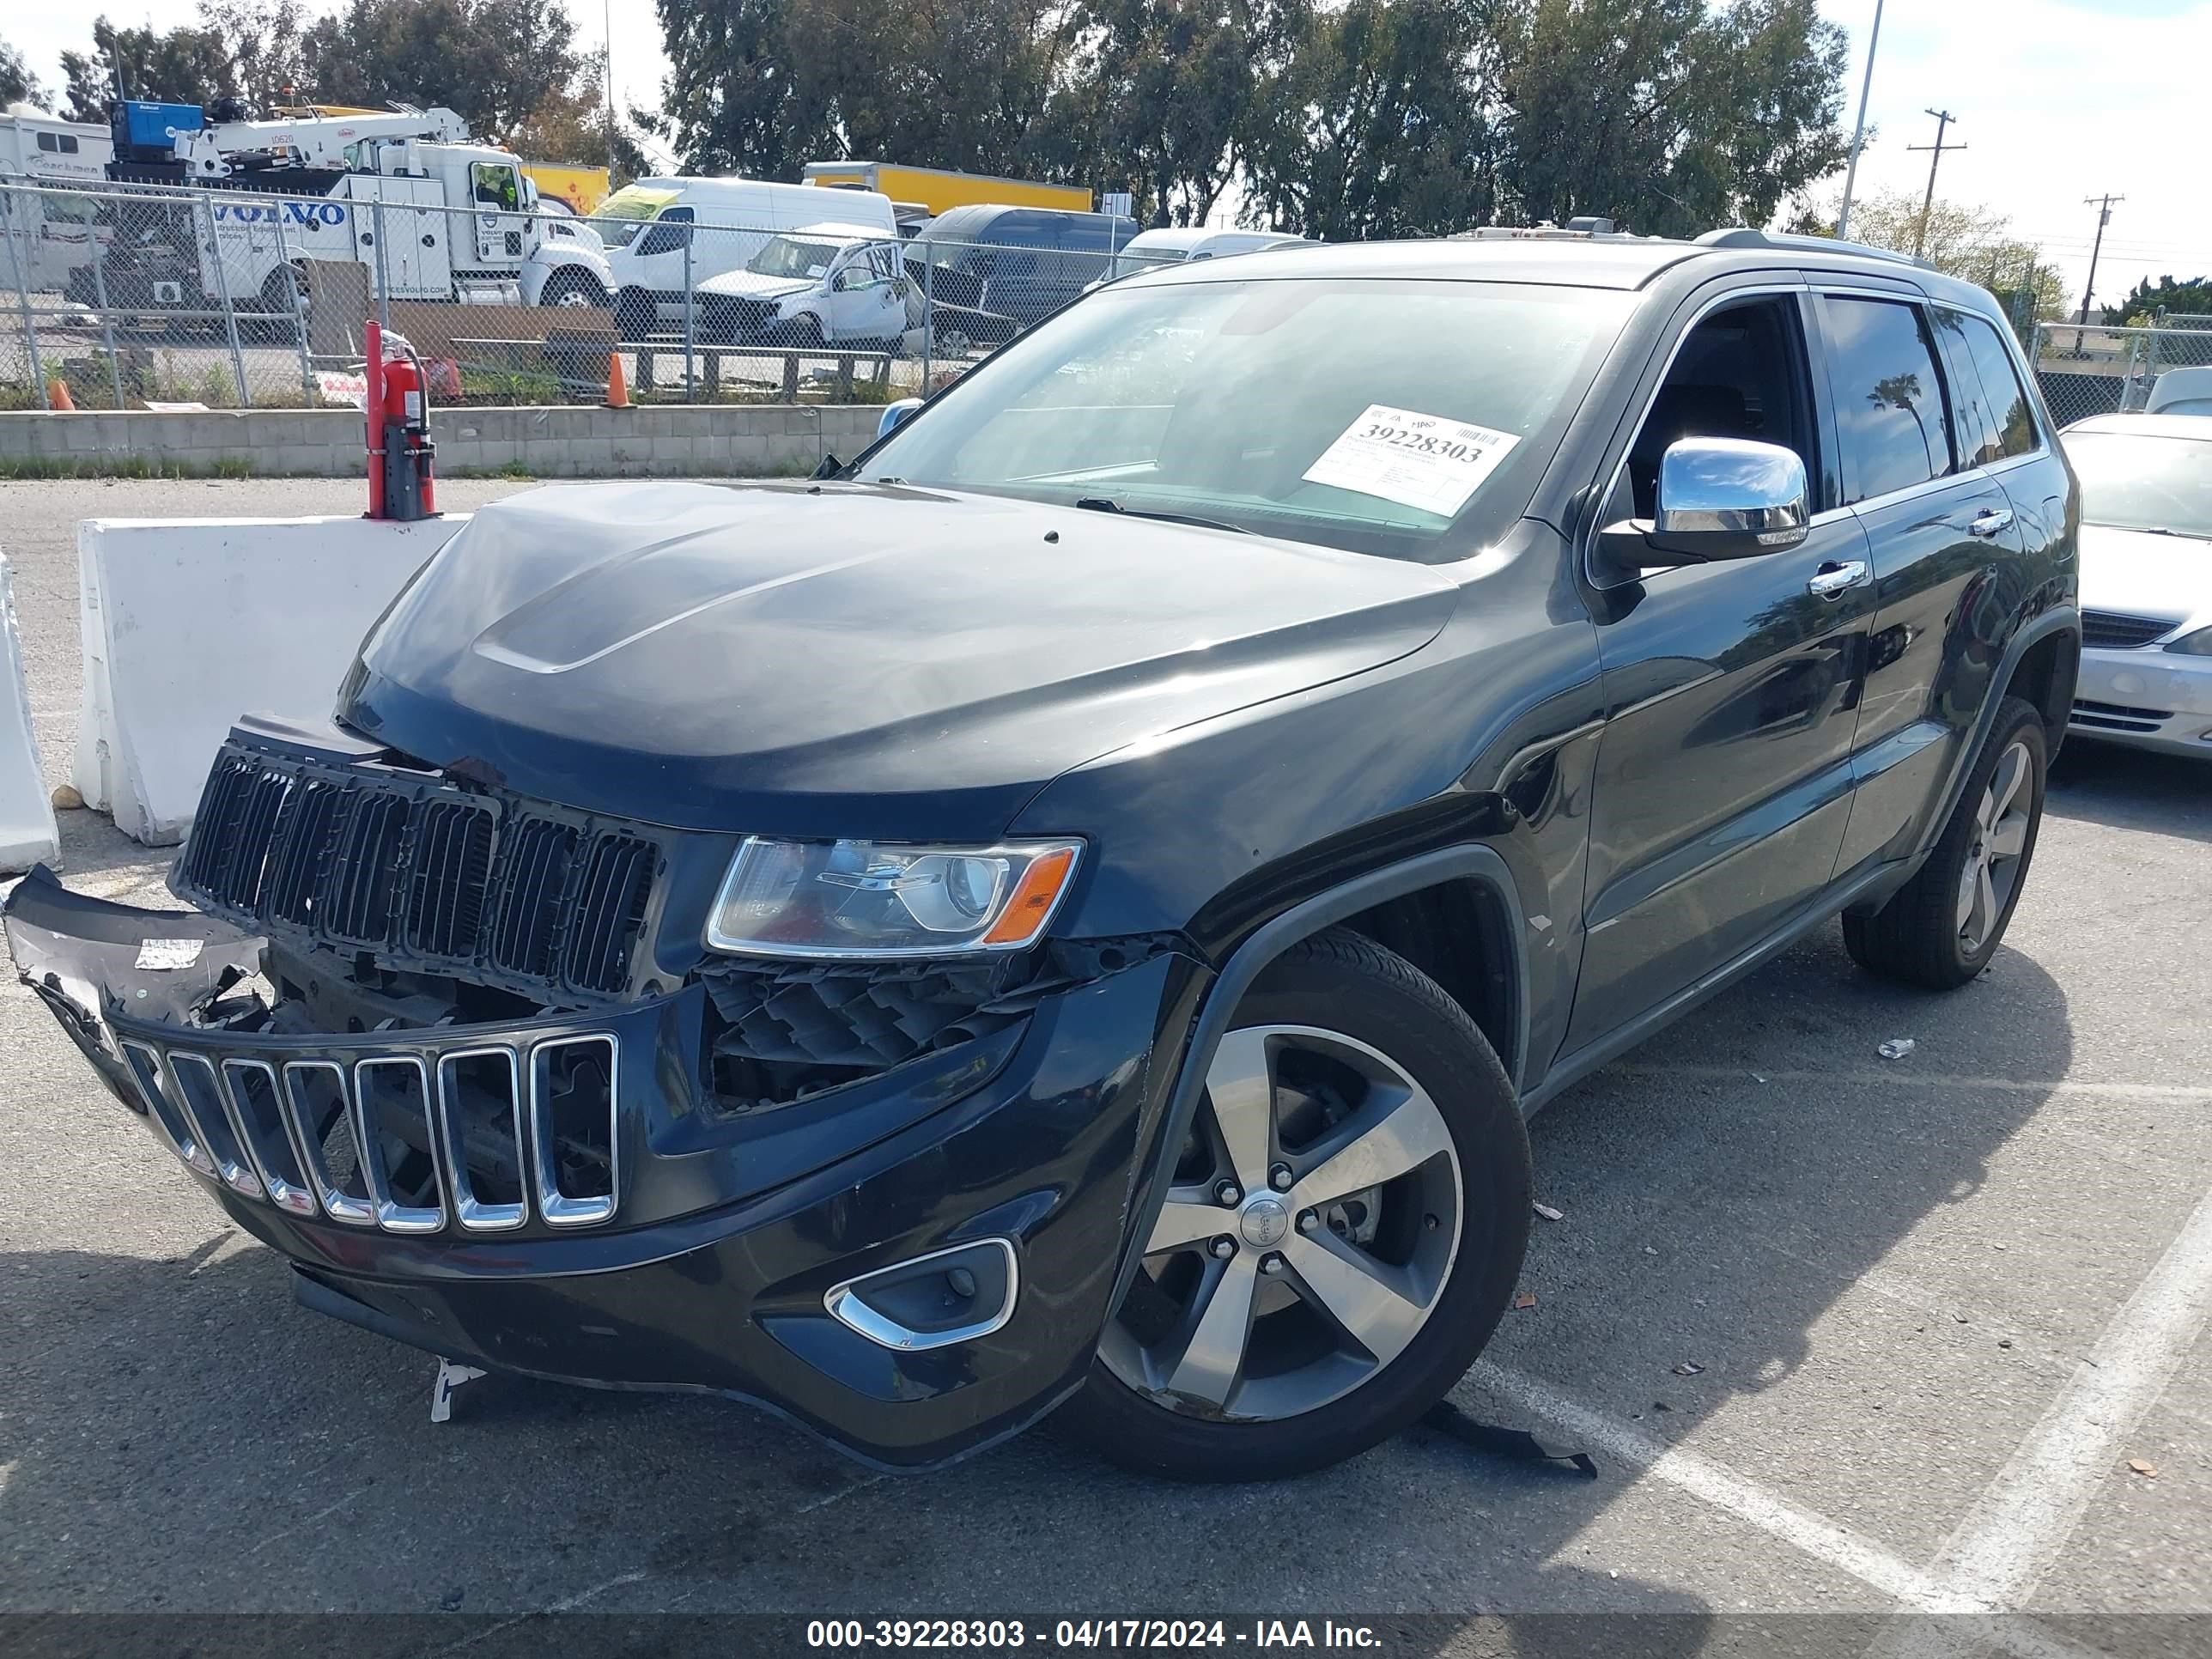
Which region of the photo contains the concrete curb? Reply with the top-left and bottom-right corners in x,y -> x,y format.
1,404 -> 888,480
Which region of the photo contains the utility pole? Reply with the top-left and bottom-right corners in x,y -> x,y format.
1905,109 -> 1964,258
2077,194 -> 2124,326
604,0 -> 617,180
1835,0 -> 1884,240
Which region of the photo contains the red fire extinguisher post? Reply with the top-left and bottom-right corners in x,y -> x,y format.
363,318 -> 386,520
362,322 -> 440,522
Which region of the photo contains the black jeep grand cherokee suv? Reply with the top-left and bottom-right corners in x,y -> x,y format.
7,229 -> 2079,1480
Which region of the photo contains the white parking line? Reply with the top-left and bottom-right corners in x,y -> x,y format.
1471,1362 -> 2109,1659
1925,1176 -> 2212,1607
1468,1360 -> 1952,1607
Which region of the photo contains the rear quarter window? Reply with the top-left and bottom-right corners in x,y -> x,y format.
1820,295 -> 1957,504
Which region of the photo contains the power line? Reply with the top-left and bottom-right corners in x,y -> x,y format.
1905,108 -> 1966,258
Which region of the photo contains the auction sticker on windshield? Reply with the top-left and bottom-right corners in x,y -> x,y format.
1303,404 -> 1521,517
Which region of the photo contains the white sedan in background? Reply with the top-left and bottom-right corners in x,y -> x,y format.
2063,413 -> 2212,758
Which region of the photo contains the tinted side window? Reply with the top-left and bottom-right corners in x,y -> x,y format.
1958,313 -> 2039,461
1820,296 -> 1955,504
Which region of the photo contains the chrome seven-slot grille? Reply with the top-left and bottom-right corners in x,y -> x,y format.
111,1026 -> 621,1232
178,743 -> 661,1000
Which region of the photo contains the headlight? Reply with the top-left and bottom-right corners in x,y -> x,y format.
2164,625 -> 2212,656
705,837 -> 1083,958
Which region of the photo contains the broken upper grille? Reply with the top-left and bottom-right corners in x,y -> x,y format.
178,740 -> 664,1000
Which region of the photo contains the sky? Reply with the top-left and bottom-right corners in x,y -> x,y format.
12,0 -> 2212,315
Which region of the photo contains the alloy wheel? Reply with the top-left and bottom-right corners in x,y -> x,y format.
1957,738 -> 2033,955
1098,1024 -> 1463,1422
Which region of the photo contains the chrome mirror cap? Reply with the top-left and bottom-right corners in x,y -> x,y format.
1650,436 -> 1811,558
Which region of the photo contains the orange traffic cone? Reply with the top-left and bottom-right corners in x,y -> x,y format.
47,379 -> 75,411
605,350 -> 629,409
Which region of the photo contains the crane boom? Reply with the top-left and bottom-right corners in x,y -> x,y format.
171,106 -> 473,176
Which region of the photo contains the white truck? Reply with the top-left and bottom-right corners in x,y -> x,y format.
82,99 -> 602,318
0,109 -> 115,296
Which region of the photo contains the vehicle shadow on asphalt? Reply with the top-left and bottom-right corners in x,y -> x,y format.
0,924 -> 2071,1638
2046,741 -> 2210,845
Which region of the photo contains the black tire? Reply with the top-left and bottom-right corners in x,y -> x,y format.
1061,927 -> 1531,1481
1844,695 -> 2048,990
539,267 -> 606,312
612,288 -> 653,341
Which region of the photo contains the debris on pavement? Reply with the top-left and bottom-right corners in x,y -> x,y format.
1419,1400 -> 1599,1478
1514,1292 -> 1539,1310
430,1358 -> 488,1424
1533,1202 -> 1565,1222
1878,1038 -> 1917,1060
2128,1459 -> 2160,1478
1673,1361 -> 1705,1376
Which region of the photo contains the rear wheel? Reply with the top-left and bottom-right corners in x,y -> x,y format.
1844,695 -> 2048,989
612,288 -> 653,340
1063,927 -> 1530,1481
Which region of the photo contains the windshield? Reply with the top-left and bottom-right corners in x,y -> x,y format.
2067,431 -> 2212,538
857,276 -> 1631,560
749,236 -> 852,279
594,185 -> 678,250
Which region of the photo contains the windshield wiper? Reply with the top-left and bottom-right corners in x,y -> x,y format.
1073,496 -> 1249,534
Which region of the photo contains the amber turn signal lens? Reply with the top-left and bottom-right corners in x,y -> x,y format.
981,845 -> 1079,946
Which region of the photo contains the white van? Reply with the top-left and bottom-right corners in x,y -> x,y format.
552,177 -> 896,335
692,223 -> 912,348
1096,226 -> 1313,287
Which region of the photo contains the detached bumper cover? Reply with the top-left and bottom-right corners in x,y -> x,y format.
3,866 -> 1198,1469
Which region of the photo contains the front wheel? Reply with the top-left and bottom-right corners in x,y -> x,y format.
1844,695 -> 2048,989
1062,928 -> 1531,1481
538,268 -> 606,312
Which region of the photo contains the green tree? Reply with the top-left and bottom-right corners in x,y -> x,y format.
61,16 -> 239,120
1241,0 -> 1502,240
1066,0 -> 1285,226
1,34 -> 43,106
197,0 -> 316,109
1826,189 -> 2065,336
301,0 -> 586,139
650,0 -> 833,178
1496,0 -> 1848,236
2103,276 -> 2212,327
507,62 -> 650,179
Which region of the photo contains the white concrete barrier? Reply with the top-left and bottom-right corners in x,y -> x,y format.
74,514 -> 468,845
1,553 -> 62,872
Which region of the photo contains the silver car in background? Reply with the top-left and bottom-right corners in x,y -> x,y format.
2063,413 -> 2212,758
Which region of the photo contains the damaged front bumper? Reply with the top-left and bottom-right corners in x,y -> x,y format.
3,866 -> 1199,1469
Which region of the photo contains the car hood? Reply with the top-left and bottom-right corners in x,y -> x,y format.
336,482 -> 1459,840
2078,522 -> 2212,627
694,270 -> 814,301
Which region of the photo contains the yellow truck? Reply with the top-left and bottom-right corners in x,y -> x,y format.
520,162 -> 612,216
801,161 -> 1090,219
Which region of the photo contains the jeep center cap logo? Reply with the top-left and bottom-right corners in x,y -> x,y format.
1239,1194 -> 1290,1249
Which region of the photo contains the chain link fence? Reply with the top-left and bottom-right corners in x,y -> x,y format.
2027,318 -> 2212,428
2,177 -> 1182,414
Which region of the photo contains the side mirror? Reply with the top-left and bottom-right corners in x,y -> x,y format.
1600,437 -> 1810,568
878,398 -> 923,441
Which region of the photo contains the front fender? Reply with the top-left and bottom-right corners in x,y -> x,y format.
1103,844 -> 1532,1320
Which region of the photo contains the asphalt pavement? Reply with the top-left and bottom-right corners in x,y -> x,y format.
1,481 -> 2207,1650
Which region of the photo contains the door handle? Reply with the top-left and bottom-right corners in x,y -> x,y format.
1968,507 -> 2014,538
1807,560 -> 1871,599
